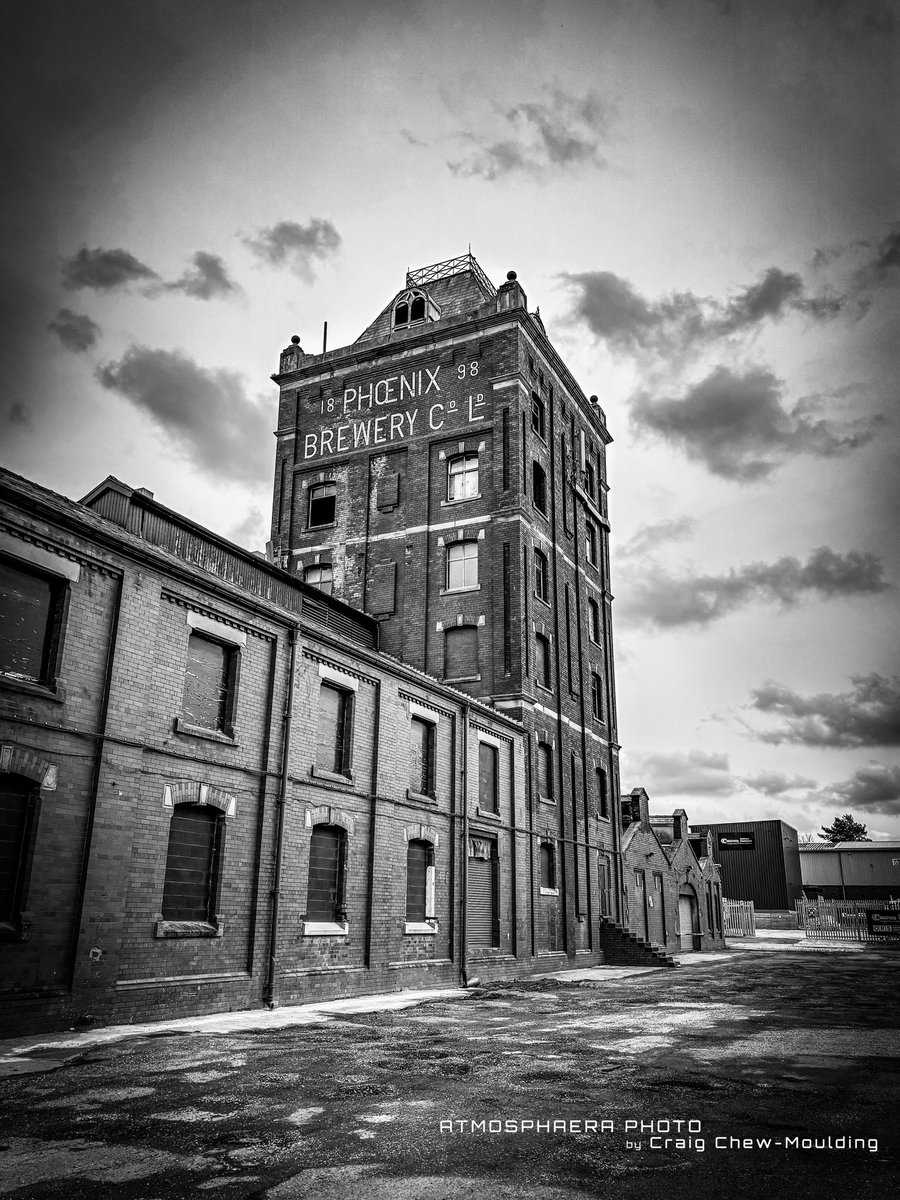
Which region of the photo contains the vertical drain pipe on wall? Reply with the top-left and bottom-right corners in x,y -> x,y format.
460,702 -> 470,986
264,622 -> 299,1009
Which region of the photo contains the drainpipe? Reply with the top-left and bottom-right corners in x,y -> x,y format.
364,679 -> 382,968
264,623 -> 299,1008
460,702 -> 470,985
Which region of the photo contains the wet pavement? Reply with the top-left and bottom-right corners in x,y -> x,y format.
0,945 -> 897,1198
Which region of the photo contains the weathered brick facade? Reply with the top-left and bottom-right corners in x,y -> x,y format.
270,254 -> 624,969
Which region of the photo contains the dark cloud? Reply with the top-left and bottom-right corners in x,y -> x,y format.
61,247 -> 159,292
163,252 -> 241,301
447,88 -> 614,180
96,346 -> 271,485
820,764 -> 900,816
618,517 -> 696,559
629,366 -> 879,481
47,308 -> 101,353
740,770 -> 818,796
629,750 -> 736,796
617,546 -> 888,629
871,221 -> 900,277
749,674 -> 900,748
562,266 -> 845,355
243,219 -> 341,282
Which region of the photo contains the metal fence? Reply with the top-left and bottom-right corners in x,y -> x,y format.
723,898 -> 756,937
795,898 -> 900,941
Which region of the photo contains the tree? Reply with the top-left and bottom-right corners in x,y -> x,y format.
820,814 -> 869,844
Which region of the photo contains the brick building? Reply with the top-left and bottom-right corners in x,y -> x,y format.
620,788 -> 726,956
270,253 -> 623,961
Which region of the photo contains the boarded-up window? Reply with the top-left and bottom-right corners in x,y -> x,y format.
444,625 -> 478,680
447,542 -> 478,590
540,842 -> 556,890
182,633 -> 236,732
537,743 -> 553,800
535,634 -> 551,689
406,839 -> 434,922
161,804 -> 222,922
596,767 -> 609,818
532,462 -> 547,512
376,472 -> 400,511
410,717 -> 436,796
306,825 -> 346,921
0,559 -> 63,684
316,683 -> 352,774
0,775 -> 35,924
367,561 -> 396,615
478,742 -> 498,813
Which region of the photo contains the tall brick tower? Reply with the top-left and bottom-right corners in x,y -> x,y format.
270,253 -> 623,949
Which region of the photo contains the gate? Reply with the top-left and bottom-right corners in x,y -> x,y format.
795,898 -> 900,941
723,898 -> 756,936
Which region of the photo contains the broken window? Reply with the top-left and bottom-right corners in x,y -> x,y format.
308,482 -> 336,528
478,742 -> 499,813
182,633 -> 236,733
316,683 -> 353,775
409,716 -> 436,796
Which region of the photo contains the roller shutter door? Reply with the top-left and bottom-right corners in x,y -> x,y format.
467,858 -> 497,947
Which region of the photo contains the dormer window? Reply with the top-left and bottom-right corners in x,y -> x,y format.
393,288 -> 439,330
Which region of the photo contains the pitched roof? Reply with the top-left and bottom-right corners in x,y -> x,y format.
355,252 -> 497,344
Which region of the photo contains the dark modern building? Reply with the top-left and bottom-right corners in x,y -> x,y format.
270,252 -> 624,959
690,820 -> 802,912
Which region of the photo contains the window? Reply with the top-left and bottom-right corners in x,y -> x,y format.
161,804 -> 224,924
0,775 -> 37,932
308,482 -> 336,528
537,742 -> 553,800
591,671 -> 603,720
528,355 -> 535,376
533,548 -> 549,603
182,633 -> 237,734
540,842 -> 557,892
531,393 -> 546,439
585,460 -> 596,500
478,742 -> 499,813
446,541 -> 478,590
393,288 -> 437,329
303,564 -> 333,595
409,716 -> 436,797
532,462 -> 547,513
586,521 -> 598,566
444,625 -> 478,680
406,839 -> 435,925
535,633 -> 551,690
447,453 -> 479,501
596,767 -> 609,819
316,683 -> 353,776
588,597 -> 601,643
306,825 -> 347,923
0,557 -> 66,686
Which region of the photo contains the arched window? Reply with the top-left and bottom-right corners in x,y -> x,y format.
161,803 -> 224,923
392,288 -> 438,329
410,716 -> 436,797
532,462 -> 547,513
0,774 -> 37,928
444,625 -> 478,681
534,548 -> 549,602
537,742 -> 553,801
304,564 -> 333,595
540,842 -> 557,891
446,541 -> 478,590
306,824 -> 347,924
406,839 -> 435,924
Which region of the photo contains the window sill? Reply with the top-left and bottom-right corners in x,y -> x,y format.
597,813 -> 611,823
535,682 -> 553,695
155,918 -> 223,939
404,921 -> 437,935
443,674 -> 481,685
0,674 -> 66,704
540,887 -> 560,897
440,584 -> 481,596
307,520 -> 336,533
0,913 -> 33,942
310,764 -> 354,785
475,807 -> 501,821
302,921 -> 349,936
533,593 -> 551,607
174,718 -> 237,745
532,505 -> 549,520
440,495 -> 482,508
538,795 -> 556,806
406,789 -> 437,805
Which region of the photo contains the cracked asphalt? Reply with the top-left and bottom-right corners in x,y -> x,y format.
0,947 -> 897,1199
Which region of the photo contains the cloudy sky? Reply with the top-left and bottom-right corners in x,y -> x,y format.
2,0 -> 898,837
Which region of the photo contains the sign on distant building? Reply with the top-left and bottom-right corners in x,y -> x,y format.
719,833 -> 755,850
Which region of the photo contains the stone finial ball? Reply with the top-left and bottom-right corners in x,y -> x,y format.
507,270 -> 517,281
290,335 -> 301,345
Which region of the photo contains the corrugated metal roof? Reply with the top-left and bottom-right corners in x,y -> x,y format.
800,840 -> 900,852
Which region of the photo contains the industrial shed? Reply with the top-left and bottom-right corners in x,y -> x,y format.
800,841 -> 900,901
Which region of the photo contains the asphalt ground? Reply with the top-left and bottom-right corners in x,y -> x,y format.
0,946 -> 897,1199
